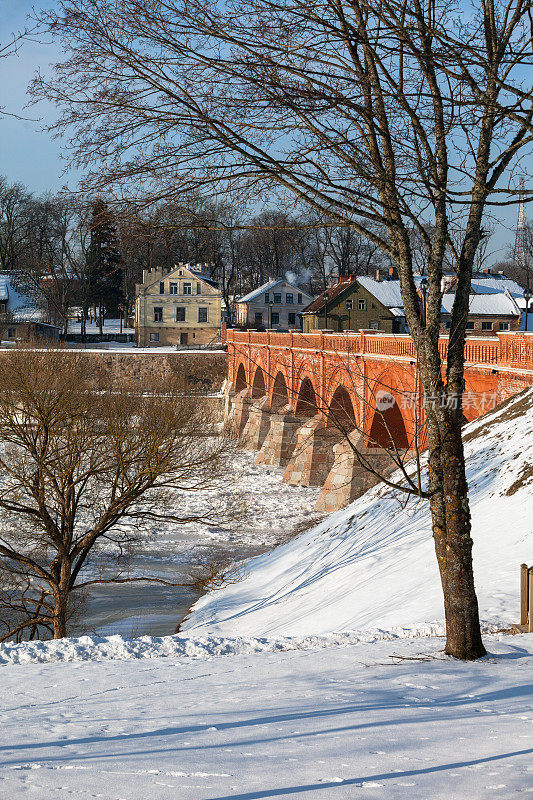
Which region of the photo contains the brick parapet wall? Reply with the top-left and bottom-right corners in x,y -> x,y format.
226,329 -> 533,373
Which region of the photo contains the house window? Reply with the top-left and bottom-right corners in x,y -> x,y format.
499,321 -> 509,331
445,320 -> 451,329
176,307 -> 186,322
288,312 -> 296,325
196,283 -> 202,295
482,321 -> 493,331
297,293 -> 302,304
0,302 -> 6,313
153,307 -> 163,322
7,327 -> 16,338
271,312 -> 280,325
169,282 -> 178,295
358,298 -> 366,311
183,282 -> 192,295
369,320 -> 379,330
273,293 -> 282,303
466,320 -> 475,330
255,312 -> 263,326
198,307 -> 208,323
159,281 -> 165,294
150,332 -> 159,342
286,293 -> 294,304
264,293 -> 269,303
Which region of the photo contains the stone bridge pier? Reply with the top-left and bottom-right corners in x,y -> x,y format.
223,328 -> 533,512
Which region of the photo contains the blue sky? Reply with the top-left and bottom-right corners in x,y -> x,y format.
0,1 -> 76,192
0,0 -> 524,263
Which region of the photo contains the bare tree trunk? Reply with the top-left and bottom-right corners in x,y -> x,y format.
53,593 -> 68,639
53,564 -> 71,639
426,410 -> 485,660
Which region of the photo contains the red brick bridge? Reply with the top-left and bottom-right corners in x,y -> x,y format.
224,329 -> 533,512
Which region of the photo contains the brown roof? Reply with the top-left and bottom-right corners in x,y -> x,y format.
303,277 -> 358,314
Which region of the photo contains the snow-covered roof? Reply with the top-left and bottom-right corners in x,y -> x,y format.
357,277 -> 404,308
470,274 -> 524,298
359,275 -> 522,317
0,273 -> 46,321
237,279 -> 311,304
12,308 -> 46,323
441,291 -> 520,316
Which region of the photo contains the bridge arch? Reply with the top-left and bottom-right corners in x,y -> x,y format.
327,385 -> 357,432
295,376 -> 318,417
235,362 -> 247,393
271,370 -> 290,411
367,397 -> 409,449
251,366 -> 267,399
366,366 -> 414,450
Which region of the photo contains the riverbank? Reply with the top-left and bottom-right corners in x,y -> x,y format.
74,448 -> 322,638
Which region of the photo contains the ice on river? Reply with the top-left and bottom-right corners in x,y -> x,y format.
76,448 -> 321,638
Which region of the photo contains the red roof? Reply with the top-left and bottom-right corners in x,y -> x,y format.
303,276 -> 358,314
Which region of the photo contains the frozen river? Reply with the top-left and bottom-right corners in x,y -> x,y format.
74,449 -> 322,638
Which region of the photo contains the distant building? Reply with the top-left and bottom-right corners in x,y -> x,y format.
302,270 -> 523,336
236,280 -> 313,330
135,263 -> 222,347
0,273 -> 61,343
302,273 -> 407,334
440,273 -> 523,335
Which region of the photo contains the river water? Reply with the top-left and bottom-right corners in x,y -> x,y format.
72,449 -> 322,638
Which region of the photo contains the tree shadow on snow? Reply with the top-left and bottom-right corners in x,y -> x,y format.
202,748 -> 533,799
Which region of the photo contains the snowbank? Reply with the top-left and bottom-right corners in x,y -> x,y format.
182,390 -> 533,637
0,624 -> 457,666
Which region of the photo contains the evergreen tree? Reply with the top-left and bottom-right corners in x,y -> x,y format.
86,199 -> 123,330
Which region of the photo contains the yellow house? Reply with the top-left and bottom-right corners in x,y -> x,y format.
135,263 -> 222,347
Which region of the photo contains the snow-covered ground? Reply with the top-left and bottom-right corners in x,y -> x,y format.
67,318 -> 134,334
0,633 -> 531,799
182,389 -> 533,637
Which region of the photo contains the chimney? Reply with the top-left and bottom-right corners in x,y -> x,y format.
375,269 -> 382,282
388,266 -> 398,280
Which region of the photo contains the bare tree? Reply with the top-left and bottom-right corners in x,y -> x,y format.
0,348 -> 235,641
325,225 -> 389,278
34,0 -> 533,659
0,27 -> 37,119
0,178 -> 35,273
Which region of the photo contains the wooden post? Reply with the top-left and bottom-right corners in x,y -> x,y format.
529,569 -> 533,633
521,563 -> 529,626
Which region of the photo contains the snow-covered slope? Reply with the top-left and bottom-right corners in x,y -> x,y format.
183,390 -> 533,637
